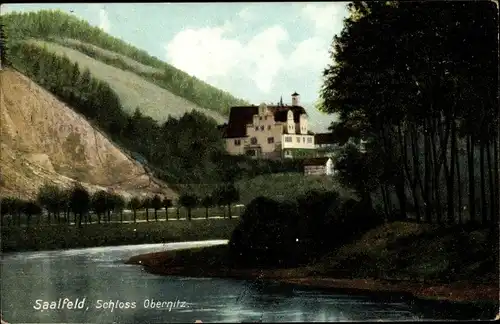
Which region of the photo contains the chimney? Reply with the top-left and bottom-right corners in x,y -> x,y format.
291,92 -> 300,106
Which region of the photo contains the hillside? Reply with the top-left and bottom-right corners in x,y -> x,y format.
25,39 -> 226,124
2,10 -> 249,118
0,68 -> 177,200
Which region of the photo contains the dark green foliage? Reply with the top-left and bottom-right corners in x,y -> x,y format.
320,1 -> 498,226
68,183 -> 90,227
91,190 -> 108,224
129,196 -> 141,223
178,193 -> 199,221
229,191 -> 383,268
212,183 -> 240,219
2,9 -> 248,115
200,195 -> 214,219
151,195 -> 162,221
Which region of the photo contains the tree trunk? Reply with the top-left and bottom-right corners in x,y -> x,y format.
154,209 -> 158,222
456,148 -> 463,224
380,184 -> 390,222
165,208 -> 169,221
176,207 -> 180,220
467,135 -> 476,223
228,204 -> 232,219
480,140 -> 487,224
187,208 -> 192,221
494,140 -> 499,225
423,118 -> 432,223
486,143 -> 495,224
120,210 -> 123,223
133,210 -> 137,223
47,211 -> 51,224
146,208 -> 149,222
205,207 -> 209,219
107,210 -> 111,223
98,213 -> 101,224
446,119 -> 456,224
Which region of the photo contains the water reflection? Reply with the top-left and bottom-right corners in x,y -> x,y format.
2,241 -> 423,323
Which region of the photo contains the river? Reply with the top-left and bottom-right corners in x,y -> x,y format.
0,241 -> 486,323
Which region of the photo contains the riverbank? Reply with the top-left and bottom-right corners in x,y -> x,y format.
125,222 -> 499,305
1,219 -> 237,252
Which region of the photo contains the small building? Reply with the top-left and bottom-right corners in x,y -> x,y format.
303,157 -> 335,176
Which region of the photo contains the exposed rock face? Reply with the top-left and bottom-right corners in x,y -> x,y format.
0,69 -> 176,200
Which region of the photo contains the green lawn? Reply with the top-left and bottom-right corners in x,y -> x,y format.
1,218 -> 238,253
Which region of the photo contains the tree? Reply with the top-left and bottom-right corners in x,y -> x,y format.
162,197 -> 173,221
110,193 -> 125,223
91,190 -> 107,224
69,183 -> 90,227
213,183 -> 240,219
142,197 -> 152,222
151,195 -> 162,222
22,201 -> 42,227
178,193 -> 198,221
200,195 -> 214,219
129,197 -> 141,223
320,1 -> 498,226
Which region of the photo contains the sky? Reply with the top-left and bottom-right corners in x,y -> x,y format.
2,2 -> 349,106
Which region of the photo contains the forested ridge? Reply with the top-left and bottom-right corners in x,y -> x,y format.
1,9 -> 248,115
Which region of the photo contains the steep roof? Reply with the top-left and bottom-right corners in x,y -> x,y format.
224,105 -> 307,138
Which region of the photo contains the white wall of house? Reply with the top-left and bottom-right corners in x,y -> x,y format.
281,134 -> 315,149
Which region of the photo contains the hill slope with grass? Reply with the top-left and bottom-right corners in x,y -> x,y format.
0,68 -> 176,200
2,10 -> 248,122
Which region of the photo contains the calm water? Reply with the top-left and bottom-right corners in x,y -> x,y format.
0,241 -> 483,323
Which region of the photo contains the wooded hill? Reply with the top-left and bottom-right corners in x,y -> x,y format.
1,9 -> 248,116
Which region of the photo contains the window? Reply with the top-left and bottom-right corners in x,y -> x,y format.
267,125 -> 271,130
267,137 -> 274,144
250,137 -> 258,145
307,137 -> 312,143
260,125 -> 264,131
302,137 -> 305,143
259,116 -> 262,120
296,137 -> 300,143
285,136 -> 292,142
255,127 -> 258,131
265,116 -> 268,120
234,139 -> 241,146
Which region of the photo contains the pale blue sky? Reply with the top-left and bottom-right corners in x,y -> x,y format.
2,2 -> 349,105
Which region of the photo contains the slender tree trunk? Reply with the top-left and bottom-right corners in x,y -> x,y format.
107,210 -> 111,223
188,208 -> 192,221
133,210 -> 137,223
165,208 -> 169,221
446,119 -> 456,224
456,146 -> 463,224
399,123 -> 420,221
205,207 -> 209,219
480,140 -> 487,224
380,184 -> 390,222
228,204 -> 232,219
146,208 -> 149,222
154,209 -> 158,222
120,210 -> 123,223
467,134 -> 476,223
98,213 -> 101,224
486,143 -> 495,224
410,124 -> 424,222
493,139 -> 499,225
423,118 -> 432,223
47,212 -> 51,224
176,207 -> 180,220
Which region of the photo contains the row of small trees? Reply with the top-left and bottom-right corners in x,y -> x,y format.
0,182 -> 241,227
